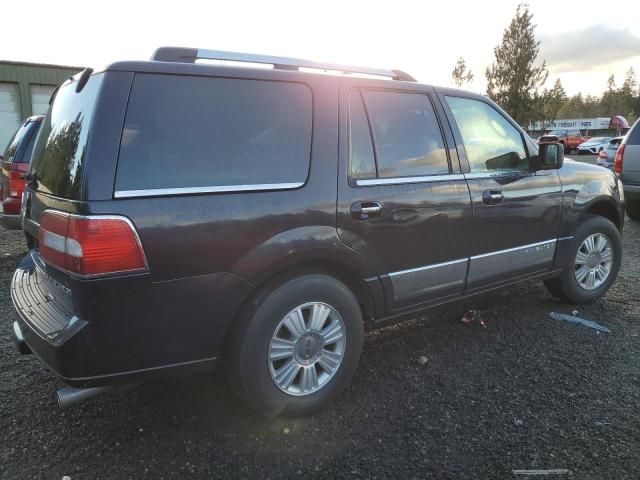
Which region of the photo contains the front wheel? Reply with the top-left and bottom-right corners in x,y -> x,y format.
224,274 -> 364,417
544,215 -> 621,304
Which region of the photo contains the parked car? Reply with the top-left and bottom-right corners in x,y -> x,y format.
11,48 -> 625,416
597,137 -> 624,170
538,129 -> 589,154
0,116 -> 43,229
615,119 -> 640,219
577,137 -> 611,155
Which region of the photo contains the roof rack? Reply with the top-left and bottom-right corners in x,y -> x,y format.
150,47 -> 416,82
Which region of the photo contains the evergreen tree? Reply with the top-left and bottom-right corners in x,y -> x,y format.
486,4 -> 548,126
451,57 -> 474,88
542,79 -> 568,122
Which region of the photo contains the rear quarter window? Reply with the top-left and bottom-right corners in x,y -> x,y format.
115,74 -> 313,195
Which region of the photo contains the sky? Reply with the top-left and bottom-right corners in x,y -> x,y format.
2,0 -> 639,97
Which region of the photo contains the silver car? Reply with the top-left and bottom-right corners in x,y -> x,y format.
578,137 -> 611,155
596,137 -> 624,170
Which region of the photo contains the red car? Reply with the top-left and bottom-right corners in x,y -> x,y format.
0,116 -> 43,229
538,128 -> 589,154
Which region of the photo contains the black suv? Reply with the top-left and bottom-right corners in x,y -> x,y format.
11,48 -> 625,416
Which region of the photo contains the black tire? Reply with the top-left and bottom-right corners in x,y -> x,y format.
544,215 -> 622,304
626,199 -> 640,220
224,274 -> 364,417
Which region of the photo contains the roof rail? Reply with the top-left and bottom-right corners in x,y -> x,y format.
151,47 -> 416,82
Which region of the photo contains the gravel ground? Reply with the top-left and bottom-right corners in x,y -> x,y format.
1,186 -> 639,479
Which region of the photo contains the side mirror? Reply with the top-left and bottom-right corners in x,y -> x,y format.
533,143 -> 564,171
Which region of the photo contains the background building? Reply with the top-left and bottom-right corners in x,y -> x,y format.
0,61 -> 83,150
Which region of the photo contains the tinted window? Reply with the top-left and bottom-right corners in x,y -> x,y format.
446,96 -> 528,172
116,74 -> 312,193
30,74 -> 104,199
22,121 -> 42,163
349,91 -> 376,179
627,118 -> 640,145
3,120 -> 38,162
364,91 -> 448,178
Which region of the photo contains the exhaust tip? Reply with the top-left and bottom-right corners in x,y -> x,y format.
56,386 -> 111,409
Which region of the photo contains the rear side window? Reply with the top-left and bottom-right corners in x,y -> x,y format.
115,74 -> 312,194
30,74 -> 104,199
363,90 -> 448,178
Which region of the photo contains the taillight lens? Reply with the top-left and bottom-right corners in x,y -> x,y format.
8,163 -> 28,198
38,211 -> 147,276
614,145 -> 625,174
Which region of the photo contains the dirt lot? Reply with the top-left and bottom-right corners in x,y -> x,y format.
1,208 -> 639,479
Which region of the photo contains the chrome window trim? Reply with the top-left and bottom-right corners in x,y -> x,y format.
355,174 -> 465,187
470,239 -> 557,260
114,182 -> 305,199
463,171 -> 529,180
387,257 -> 468,278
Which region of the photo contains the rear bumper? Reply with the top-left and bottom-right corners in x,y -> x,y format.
0,213 -> 21,230
11,251 -> 253,387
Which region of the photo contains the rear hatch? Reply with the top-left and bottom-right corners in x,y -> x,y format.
24,72 -> 104,233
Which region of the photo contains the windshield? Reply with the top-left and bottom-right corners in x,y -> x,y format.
29,74 -> 104,199
589,137 -> 609,142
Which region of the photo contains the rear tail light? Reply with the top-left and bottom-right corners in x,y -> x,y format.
8,163 -> 28,198
614,145 -> 625,174
38,211 -> 147,277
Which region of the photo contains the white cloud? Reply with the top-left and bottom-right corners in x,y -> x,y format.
540,25 -> 640,73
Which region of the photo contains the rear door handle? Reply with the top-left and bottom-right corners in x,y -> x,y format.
351,201 -> 383,220
482,190 -> 504,205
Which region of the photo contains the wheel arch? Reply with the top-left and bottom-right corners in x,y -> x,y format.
580,197 -> 623,230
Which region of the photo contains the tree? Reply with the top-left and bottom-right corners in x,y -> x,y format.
451,57 -> 474,88
485,4 -> 548,126
541,78 -> 568,122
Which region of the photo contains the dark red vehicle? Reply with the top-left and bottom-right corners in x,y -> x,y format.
0,116 -> 43,229
538,128 -> 589,154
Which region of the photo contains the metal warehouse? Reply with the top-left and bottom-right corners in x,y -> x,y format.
0,60 -> 83,150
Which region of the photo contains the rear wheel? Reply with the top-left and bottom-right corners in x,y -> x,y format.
544,215 -> 621,303
626,199 -> 640,220
224,274 -> 364,417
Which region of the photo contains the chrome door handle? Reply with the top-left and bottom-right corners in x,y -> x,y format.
482,190 -> 504,205
351,201 -> 383,220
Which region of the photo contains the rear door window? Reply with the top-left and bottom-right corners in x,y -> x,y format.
362,90 -> 449,178
115,74 -> 312,194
